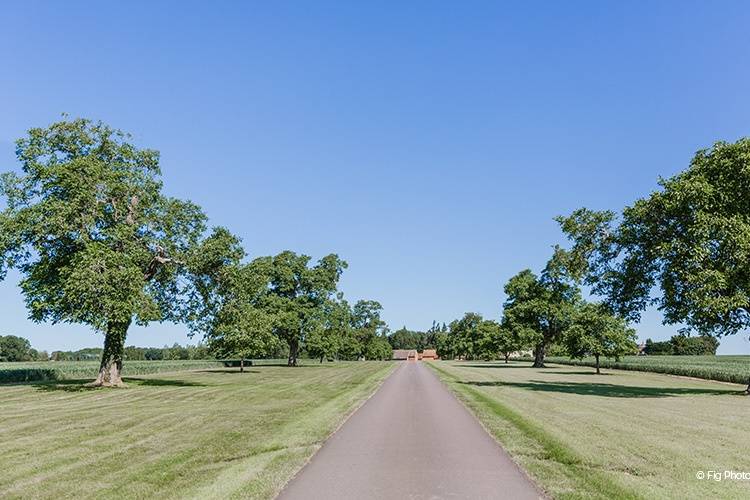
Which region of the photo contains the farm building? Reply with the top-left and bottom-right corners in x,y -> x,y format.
421,349 -> 439,360
392,349 -> 419,361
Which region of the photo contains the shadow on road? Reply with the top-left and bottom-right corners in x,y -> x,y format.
460,380 -> 740,398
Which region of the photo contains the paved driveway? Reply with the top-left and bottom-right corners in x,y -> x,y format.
278,362 -> 543,499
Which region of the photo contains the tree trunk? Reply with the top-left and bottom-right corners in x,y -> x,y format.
595,354 -> 600,374
287,340 -> 299,366
746,377 -> 749,395
93,321 -> 130,386
320,355 -> 324,363
240,358 -> 245,373
532,343 -> 546,368
504,353 -> 510,364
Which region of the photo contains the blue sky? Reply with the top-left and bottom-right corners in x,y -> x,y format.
2,1 -> 750,353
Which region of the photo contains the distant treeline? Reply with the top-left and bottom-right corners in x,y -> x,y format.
387,322 -> 446,351
0,335 -> 49,362
51,343 -> 214,361
0,335 -> 216,362
642,335 -> 719,356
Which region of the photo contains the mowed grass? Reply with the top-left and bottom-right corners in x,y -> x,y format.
429,361 -> 750,500
545,355 -> 750,385
0,361 -> 395,499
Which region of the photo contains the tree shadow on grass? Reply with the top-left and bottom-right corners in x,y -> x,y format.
459,364 -> 532,369
460,380 -> 741,398
542,370 -> 613,376
125,378 -> 208,387
195,369 -> 261,374
32,377 -> 207,392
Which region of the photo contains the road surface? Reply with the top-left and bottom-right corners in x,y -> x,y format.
278,361 -> 543,499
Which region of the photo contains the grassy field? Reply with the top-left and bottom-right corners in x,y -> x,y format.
545,355 -> 750,385
0,361 -> 394,499
429,361 -> 750,500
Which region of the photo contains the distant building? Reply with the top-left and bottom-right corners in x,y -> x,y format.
392,349 -> 410,360
421,349 -> 439,361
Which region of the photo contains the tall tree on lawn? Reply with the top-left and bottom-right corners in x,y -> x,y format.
0,118 -> 206,385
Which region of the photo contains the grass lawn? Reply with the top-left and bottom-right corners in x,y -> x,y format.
0,361 -> 394,499
429,361 -> 750,500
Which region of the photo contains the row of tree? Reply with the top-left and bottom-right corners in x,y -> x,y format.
643,335 -> 719,356
437,139 -> 750,383
0,118 -> 390,385
49,343 -> 214,361
387,321 -> 447,351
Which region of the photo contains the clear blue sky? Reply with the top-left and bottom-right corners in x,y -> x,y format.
2,1 -> 749,353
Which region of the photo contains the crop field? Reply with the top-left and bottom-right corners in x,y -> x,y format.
429,361 -> 750,499
545,355 -> 750,385
0,359 -> 301,384
0,360 -> 227,383
0,361 -> 394,499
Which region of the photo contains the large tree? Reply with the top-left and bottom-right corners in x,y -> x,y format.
306,296 -> 351,363
0,119 -> 206,385
558,138 -> 750,390
563,302 -> 637,374
502,250 -> 581,368
448,312 -> 484,360
185,228 -> 279,372
264,251 -> 347,366
350,300 -> 388,360
484,322 -> 522,364
0,335 -> 34,362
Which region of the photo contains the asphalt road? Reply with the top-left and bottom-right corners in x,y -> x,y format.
277,362 -> 543,499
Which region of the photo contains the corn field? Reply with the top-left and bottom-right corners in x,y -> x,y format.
546,355 -> 750,385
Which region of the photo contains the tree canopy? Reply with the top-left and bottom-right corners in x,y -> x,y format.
0,118 -> 206,385
563,302 -> 637,373
558,138 -> 750,338
501,250 -> 581,367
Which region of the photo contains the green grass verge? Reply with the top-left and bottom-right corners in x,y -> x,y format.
0,361 -> 395,499
545,355 -> 750,385
428,361 -> 750,499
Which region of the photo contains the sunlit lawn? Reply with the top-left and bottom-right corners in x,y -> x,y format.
429,361 -> 750,500
0,361 -> 394,499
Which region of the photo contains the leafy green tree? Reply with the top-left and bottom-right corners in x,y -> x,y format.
489,323 -> 523,363
388,327 -> 430,350
643,339 -> 673,355
670,334 -> 719,355
558,138 -> 750,390
306,297 -> 351,362
435,331 -> 455,360
0,335 -> 34,362
365,335 -> 393,360
0,119 -> 206,385
564,302 -> 637,373
502,250 -> 580,368
448,312 -> 484,360
185,228 -> 279,371
350,300 -> 388,359
264,251 -> 347,366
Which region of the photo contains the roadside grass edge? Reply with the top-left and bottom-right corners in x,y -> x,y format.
428,362 -> 642,500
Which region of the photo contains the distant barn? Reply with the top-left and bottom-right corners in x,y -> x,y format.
421,349 -> 439,361
392,349 -> 419,361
